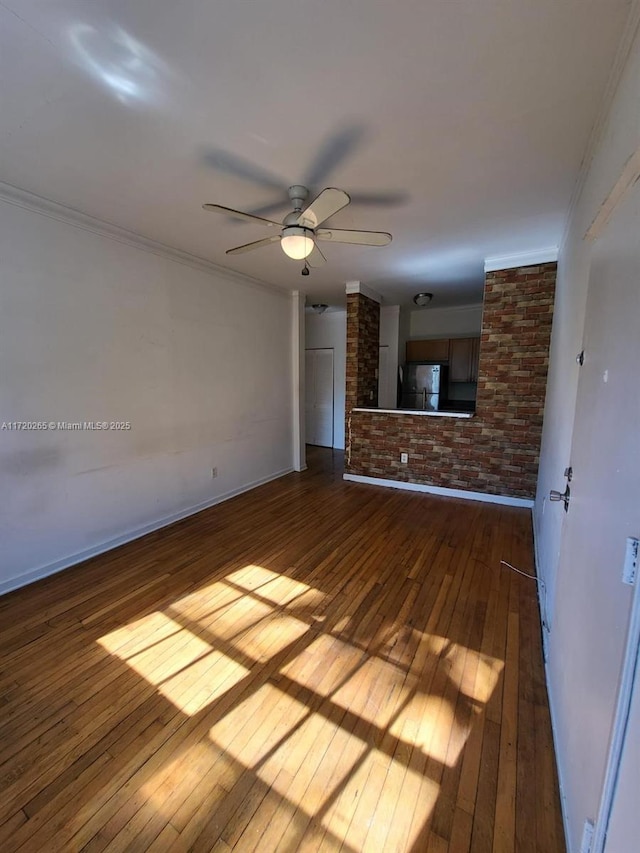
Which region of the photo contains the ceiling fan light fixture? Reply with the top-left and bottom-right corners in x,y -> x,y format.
281,226 -> 314,260
413,292 -> 434,307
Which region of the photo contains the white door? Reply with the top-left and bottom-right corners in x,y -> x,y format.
548,180 -> 640,852
305,348 -> 334,447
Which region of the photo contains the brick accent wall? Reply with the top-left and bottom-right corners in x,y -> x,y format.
346,292 -> 380,411
346,263 -> 556,499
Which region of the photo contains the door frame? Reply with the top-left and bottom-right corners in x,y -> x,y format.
305,346 -> 335,448
593,577 -> 640,851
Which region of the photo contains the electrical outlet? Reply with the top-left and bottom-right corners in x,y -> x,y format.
400,452 -> 408,464
211,467 -> 218,479
622,536 -> 639,585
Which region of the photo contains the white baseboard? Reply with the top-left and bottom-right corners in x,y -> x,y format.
532,511 -> 571,852
544,659 -> 574,853
343,473 -> 534,508
531,505 -> 551,650
0,467 -> 294,597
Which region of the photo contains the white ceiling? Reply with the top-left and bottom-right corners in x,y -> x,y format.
0,0 -> 631,308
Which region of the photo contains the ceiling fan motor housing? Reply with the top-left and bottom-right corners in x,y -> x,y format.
282,225 -> 314,239
288,185 -> 309,210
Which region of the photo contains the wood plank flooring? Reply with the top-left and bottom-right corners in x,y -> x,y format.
0,447 -> 565,852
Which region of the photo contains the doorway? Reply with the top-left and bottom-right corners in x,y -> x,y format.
305,348 -> 334,447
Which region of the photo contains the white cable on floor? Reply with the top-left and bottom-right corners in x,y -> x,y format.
500,559 -> 542,584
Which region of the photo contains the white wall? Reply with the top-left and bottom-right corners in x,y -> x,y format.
305,310 -> 346,449
379,305 -> 400,408
535,17 -> 640,853
398,305 -> 411,367
0,198 -> 293,593
408,303 -> 483,341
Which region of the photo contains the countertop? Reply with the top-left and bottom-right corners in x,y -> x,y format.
353,407 -> 474,418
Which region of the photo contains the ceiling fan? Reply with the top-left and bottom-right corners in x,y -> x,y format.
202,185 -> 392,267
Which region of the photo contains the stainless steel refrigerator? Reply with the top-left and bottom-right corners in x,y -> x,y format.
400,363 -> 447,411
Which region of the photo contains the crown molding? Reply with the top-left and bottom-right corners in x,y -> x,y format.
561,0 -> 640,250
345,280 -> 382,303
585,143 -> 640,240
484,247 -> 558,272
410,301 -> 483,314
0,181 -> 289,299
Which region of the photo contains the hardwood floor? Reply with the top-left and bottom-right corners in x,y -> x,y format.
0,447 -> 565,852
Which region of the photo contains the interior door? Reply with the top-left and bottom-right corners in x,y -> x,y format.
548,180 -> 640,852
305,348 -> 334,447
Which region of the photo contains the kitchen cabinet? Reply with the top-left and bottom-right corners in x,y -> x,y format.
406,338 -> 450,362
449,337 -> 480,383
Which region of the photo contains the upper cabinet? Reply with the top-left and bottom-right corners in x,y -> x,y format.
406,338 -> 450,362
406,336 -> 480,383
449,337 -> 479,383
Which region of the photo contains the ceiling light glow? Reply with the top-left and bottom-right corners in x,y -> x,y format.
281,227 -> 314,260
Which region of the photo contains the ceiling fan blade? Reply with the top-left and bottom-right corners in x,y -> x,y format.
246,198 -> 290,218
303,125 -> 367,187
226,235 -> 281,255
203,204 -> 281,228
202,149 -> 287,192
296,188 -> 350,228
349,190 -> 409,207
306,243 -> 326,268
316,228 -> 392,246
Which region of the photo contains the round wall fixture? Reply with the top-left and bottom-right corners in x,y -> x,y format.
413,292 -> 434,307
311,304 -> 329,314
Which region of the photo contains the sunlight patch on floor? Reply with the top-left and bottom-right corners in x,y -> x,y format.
446,644 -> 505,705
279,634 -> 364,695
158,649 -> 249,715
225,564 -> 286,590
229,612 -> 310,662
193,595 -> 275,640
255,709 -> 369,798
390,693 -> 460,766
95,564 -> 507,848
323,750 -> 440,851
169,579 -> 245,622
209,682 -> 311,768
331,655 -> 408,727
98,611 -> 249,715
241,574 -> 314,606
97,610 -> 183,657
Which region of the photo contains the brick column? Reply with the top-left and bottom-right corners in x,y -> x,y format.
345,262 -> 556,498
346,291 -> 380,417
478,262 -> 556,420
